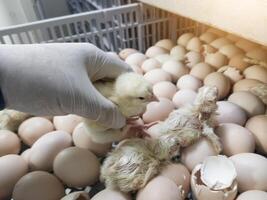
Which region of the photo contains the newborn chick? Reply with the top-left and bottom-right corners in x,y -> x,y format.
84,72 -> 154,143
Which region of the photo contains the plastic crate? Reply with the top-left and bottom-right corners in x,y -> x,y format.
0,3 -> 206,52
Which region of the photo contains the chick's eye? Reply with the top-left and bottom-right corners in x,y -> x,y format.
138,97 -> 145,100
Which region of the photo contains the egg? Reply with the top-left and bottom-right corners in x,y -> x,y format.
216,101 -> 248,125
207,28 -> 226,37
204,72 -> 231,99
177,74 -> 203,91
12,171 -> 65,200
184,51 -> 204,68
245,115 -> 267,155
53,114 -> 83,134
243,65 -> 267,83
61,191 -> 90,200
199,32 -> 217,43
217,66 -> 243,83
155,54 -> 178,64
190,62 -> 215,80
119,48 -> 139,60
0,155 -> 28,199
144,69 -> 172,85
21,149 -> 31,163
219,44 -> 244,58
233,79 -> 263,92
18,117 -> 54,146
186,37 -> 202,52
205,52 -> 228,69
246,48 -> 267,63
91,189 -> 131,200
145,46 -> 169,58
181,137 -> 218,171
229,54 -> 250,71
202,44 -> 217,55
172,89 -> 197,108
153,81 -> 177,100
210,37 -> 232,49
125,52 -> 146,67
226,34 -> 240,42
146,123 -> 164,139
130,64 -> 143,75
228,91 -> 265,117
53,147 -> 100,187
141,58 -> 161,73
162,60 -> 189,82
230,153 -> 267,192
73,123 -> 111,157
215,123 -> 255,156
170,45 -> 187,61
236,39 -> 259,52
177,33 -> 194,47
155,39 -> 175,51
137,176 -> 183,200
0,130 -> 21,156
142,98 -> 175,123
29,130 -> 72,171
160,163 -> 190,196
236,190 -> 267,200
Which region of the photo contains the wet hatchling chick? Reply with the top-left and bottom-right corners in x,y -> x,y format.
83,72 -> 155,144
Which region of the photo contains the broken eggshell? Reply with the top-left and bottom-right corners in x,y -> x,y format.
177,33 -> 195,47
185,51 -> 204,68
218,66 -> 244,83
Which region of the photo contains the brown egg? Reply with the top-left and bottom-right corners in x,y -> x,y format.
233,79 -> 263,92
53,147 -> 100,187
215,123 -> 255,156
186,37 -> 202,52
12,171 -> 65,200
216,101 -> 248,126
185,51 -> 204,68
29,130 -> 72,171
72,123 -> 111,157
190,62 -> 215,80
162,60 -> 189,82
228,91 -> 265,117
125,52 -> 146,67
236,39 -> 259,52
137,176 -> 183,200
177,33 -> 194,47
144,69 -> 172,84
141,58 -> 161,73
219,44 -> 244,58
199,32 -> 217,43
245,115 -> 267,155
0,130 -> 21,156
205,52 -> 228,69
229,54 -> 250,71
172,89 -> 197,108
61,191 -> 90,200
0,155 -> 28,199
204,72 -> 231,99
153,81 -> 177,100
18,117 -> 54,146
53,114 -> 83,134
243,65 -> 267,83
177,74 -> 203,91
160,163 -> 190,196
170,45 -> 187,61
210,37 -> 232,49
155,39 -> 175,51
236,190 -> 267,200
181,138 -> 218,171
91,189 -> 131,200
119,48 -> 139,60
230,153 -> 267,192
145,46 -> 169,58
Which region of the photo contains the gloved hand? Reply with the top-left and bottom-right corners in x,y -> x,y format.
0,43 -> 132,129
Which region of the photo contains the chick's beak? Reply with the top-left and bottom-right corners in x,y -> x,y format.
149,94 -> 159,102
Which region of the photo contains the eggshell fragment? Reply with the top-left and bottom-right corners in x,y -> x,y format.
145,46 -> 169,58
190,62 -> 215,80
236,190 -> 267,200
236,39 -> 259,52
215,123 -> 255,156
53,114 -> 83,134
219,44 -> 244,58
177,33 -> 194,47
229,54 -> 250,71
141,58 -> 161,73
230,153 -> 267,192
18,117 -> 54,146
137,176 -> 183,200
125,52 -> 146,67
170,45 -> 187,61
243,65 -> 267,83
91,189 -> 131,200
144,69 -> 172,84
185,51 -> 204,68
200,32 -> 217,43
12,171 -> 65,200
119,48 -> 139,60
210,37 -> 232,49
228,91 -> 265,117
177,74 -> 203,91
205,52 -> 228,69
29,130 -> 72,171
202,44 -> 217,55
61,191 -> 90,200
153,81 -> 177,100
0,155 -> 28,200
0,130 -> 21,156
186,37 -> 202,52
245,115 -> 267,155
162,60 -> 189,82
172,89 -> 197,108
218,66 -> 243,83
233,79 -> 263,92
53,147 -> 100,187
155,39 -> 175,51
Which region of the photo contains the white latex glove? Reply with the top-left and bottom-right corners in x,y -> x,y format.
0,43 -> 132,129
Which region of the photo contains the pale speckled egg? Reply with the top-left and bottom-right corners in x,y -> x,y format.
236,190 -> 267,200
53,147 -> 100,187
155,39 -> 175,51
144,69 -> 172,85
145,46 -> 169,58
61,191 -> 90,200
119,48 -> 139,60
160,163 -> 190,196
230,153 -> 267,192
170,45 -> 187,61
210,37 -> 232,49
243,65 -> 267,83
177,33 -> 194,47
141,58 -> 161,73
91,189 -> 131,200
177,74 -> 203,91
0,130 -> 21,156
233,79 -> 263,92
199,32 -> 217,43
216,101 -> 248,126
12,171 -> 65,200
190,62 -> 215,80
142,98 -> 175,123
228,91 -> 265,117
162,60 -> 189,82
153,81 -> 177,100
172,89 -> 197,108
0,155 -> 28,200
53,114 -> 83,134
18,117 -> 54,146
181,138 -> 218,171
229,54 -> 250,71
29,130 -> 72,171
125,52 -> 146,67
137,176 -> 183,200
245,115 -> 267,155
215,123 -> 255,156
